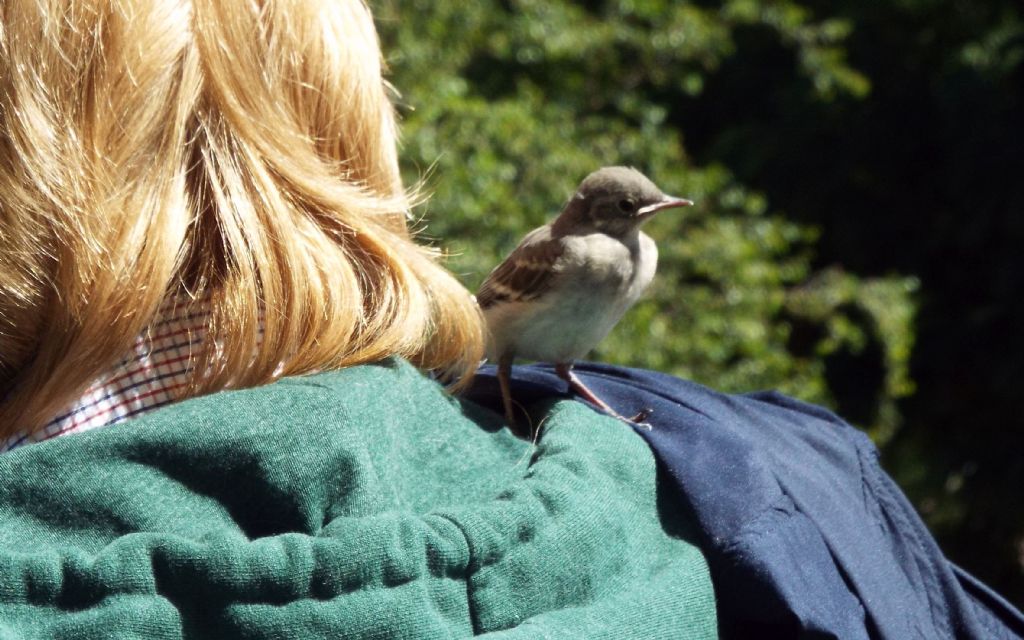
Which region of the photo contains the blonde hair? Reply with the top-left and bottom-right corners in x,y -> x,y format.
0,0 -> 483,438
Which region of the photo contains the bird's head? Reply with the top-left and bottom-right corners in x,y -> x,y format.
556,166 -> 693,238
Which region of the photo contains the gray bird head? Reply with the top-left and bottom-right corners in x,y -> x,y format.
555,166 -> 693,238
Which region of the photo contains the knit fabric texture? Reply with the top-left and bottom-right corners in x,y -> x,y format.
0,358 -> 716,639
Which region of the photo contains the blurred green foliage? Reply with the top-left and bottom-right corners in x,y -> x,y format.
376,0 -> 1023,604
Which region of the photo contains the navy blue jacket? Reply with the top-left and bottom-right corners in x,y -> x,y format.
466,362 -> 1024,639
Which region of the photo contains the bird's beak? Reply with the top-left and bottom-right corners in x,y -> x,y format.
636,196 -> 694,218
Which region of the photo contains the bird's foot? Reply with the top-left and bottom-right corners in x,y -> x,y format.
603,407 -> 652,430
556,364 -> 655,430
629,407 -> 653,423
626,408 -> 654,430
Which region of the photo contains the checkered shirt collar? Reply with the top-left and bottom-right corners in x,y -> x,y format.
1,302 -> 209,453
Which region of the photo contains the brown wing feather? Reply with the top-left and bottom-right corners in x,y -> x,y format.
477,227 -> 565,310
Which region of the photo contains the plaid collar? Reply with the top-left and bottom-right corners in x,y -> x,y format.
2,302 -> 209,453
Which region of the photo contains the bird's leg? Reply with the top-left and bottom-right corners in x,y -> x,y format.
554,363 -> 653,427
497,352 -> 517,428
554,363 -> 616,414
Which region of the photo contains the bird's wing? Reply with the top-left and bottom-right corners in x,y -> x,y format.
477,227 -> 565,310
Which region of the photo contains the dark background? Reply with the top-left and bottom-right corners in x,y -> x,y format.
378,0 -> 1024,604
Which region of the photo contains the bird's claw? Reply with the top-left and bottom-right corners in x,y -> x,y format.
629,408 -> 653,423
603,407 -> 654,430
624,408 -> 654,430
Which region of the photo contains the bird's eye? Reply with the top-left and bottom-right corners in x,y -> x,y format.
618,199 -> 636,212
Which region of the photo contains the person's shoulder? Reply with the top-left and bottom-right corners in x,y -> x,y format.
152,358 -> 435,424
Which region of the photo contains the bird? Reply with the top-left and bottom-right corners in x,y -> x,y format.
477,166 -> 693,431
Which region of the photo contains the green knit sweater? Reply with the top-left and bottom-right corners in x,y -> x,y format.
0,359 -> 716,638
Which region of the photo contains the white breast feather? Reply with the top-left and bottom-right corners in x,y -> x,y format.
484,231 -> 657,362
